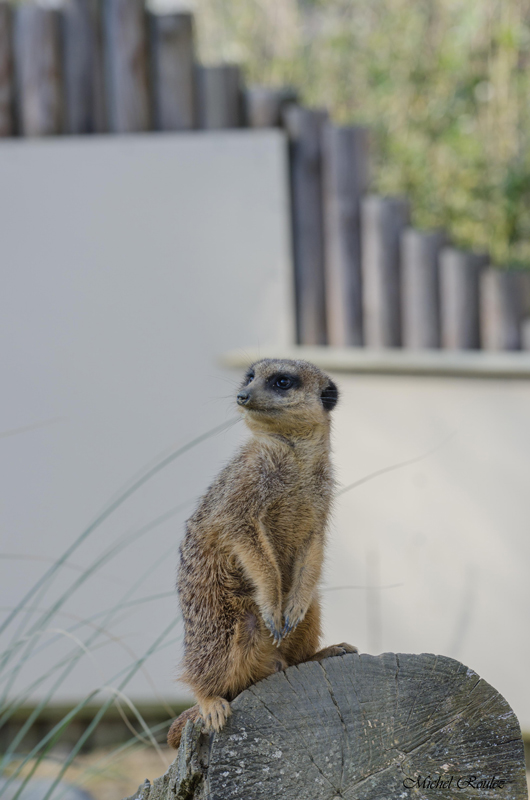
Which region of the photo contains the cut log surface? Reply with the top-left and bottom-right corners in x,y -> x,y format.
128,653 -> 527,800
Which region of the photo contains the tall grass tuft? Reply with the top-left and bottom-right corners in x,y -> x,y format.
0,418 -> 239,800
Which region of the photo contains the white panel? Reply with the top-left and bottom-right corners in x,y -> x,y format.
0,130 -> 293,704
324,373 -> 530,731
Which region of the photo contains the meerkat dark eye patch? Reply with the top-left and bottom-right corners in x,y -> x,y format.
321,380 -> 339,411
244,371 -> 255,385
268,373 -> 300,393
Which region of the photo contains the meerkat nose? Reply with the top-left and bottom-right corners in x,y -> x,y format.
237,391 -> 250,406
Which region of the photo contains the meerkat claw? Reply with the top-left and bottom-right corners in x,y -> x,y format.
281,614 -> 301,637
263,614 -> 283,643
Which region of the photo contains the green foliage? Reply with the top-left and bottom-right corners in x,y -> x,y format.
194,0 -> 530,268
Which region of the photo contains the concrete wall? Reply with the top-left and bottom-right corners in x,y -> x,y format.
326,371 -> 530,732
0,130 -> 293,707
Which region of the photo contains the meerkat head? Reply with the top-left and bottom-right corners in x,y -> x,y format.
236,358 -> 338,437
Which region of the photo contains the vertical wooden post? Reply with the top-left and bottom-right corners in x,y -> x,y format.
480,269 -> 522,350
104,0 -> 150,133
0,1 -> 13,137
439,247 -> 488,349
322,124 -> 369,346
521,318 -> 530,351
14,4 -> 63,136
283,105 -> 328,345
196,65 -> 242,129
150,12 -> 195,131
62,0 -> 106,134
361,195 -> 410,347
519,271 -> 530,319
245,86 -> 297,128
401,228 -> 446,349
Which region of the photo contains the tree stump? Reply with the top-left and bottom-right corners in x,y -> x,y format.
127,653 -> 527,800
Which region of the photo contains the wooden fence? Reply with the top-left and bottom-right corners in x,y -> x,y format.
1,0 -> 530,354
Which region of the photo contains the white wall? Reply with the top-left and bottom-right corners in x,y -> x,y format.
324,371 -> 530,731
0,130 -> 293,707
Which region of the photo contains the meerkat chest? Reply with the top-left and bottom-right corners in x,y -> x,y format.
264,464 -> 332,543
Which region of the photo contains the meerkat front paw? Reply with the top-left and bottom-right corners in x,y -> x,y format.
199,696 -> 232,733
261,608 -> 284,646
281,596 -> 309,637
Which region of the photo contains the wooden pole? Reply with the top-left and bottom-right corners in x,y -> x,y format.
104,0 -> 150,133
361,195 -> 410,347
196,64 -> 242,130
401,228 -> 446,349
62,0 -> 106,134
322,124 -> 370,346
245,86 -> 297,128
522,318 -> 530,351
0,1 -> 13,137
520,271 -> 530,319
14,4 -> 63,137
150,12 -> 195,131
439,247 -> 488,349
520,274 -> 530,351
127,652 -> 528,800
283,105 -> 328,345
480,269 -> 523,350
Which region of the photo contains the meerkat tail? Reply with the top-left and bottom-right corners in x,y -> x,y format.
167,704 -> 200,749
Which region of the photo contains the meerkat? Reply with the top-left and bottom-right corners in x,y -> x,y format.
167,358 -> 356,749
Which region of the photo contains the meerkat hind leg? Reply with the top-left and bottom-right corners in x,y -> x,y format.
167,704 -> 201,749
306,642 -> 358,662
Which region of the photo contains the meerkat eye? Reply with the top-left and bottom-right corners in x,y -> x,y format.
245,372 -> 254,384
274,375 -> 292,390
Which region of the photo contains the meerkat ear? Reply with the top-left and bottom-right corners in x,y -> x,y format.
321,380 -> 339,411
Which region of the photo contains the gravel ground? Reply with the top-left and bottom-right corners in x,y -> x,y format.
6,747 -> 175,800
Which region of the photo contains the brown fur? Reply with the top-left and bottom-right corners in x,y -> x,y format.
167,359 -> 356,748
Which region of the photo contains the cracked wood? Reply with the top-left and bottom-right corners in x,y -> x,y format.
126,652 -> 527,800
